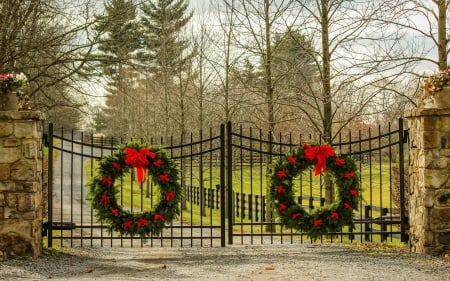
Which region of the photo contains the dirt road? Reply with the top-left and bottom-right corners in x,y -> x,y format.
1,243 -> 449,281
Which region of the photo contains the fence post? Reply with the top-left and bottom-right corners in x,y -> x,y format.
381,208 -> 389,242
398,118 -> 408,242
248,194 -> 253,220
364,205 -> 372,241
220,124 -> 226,247
47,123 -> 53,248
226,122 -> 233,244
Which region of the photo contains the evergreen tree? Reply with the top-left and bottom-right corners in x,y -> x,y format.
272,30 -> 317,93
140,0 -> 193,137
93,0 -> 142,137
94,0 -> 142,76
271,29 -> 319,132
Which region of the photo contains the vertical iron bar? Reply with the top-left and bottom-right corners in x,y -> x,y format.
239,125 -> 243,243
190,132 -> 194,246
47,123 -> 54,248
199,129 -> 204,246
388,122 -> 394,242
378,124 -> 383,242
180,132 -> 185,247
70,130 -> 74,247
80,131 -> 84,248
249,127 -> 254,243
170,135 -> 174,248
357,130 -> 363,243
368,128 -> 373,242
220,124 -> 226,247
227,122 -> 233,244
365,205 -> 371,241
90,134 -> 95,247
269,130 -> 274,244
259,128 -> 263,244
209,127 -> 214,247
59,127 -> 64,247
398,118 -> 407,242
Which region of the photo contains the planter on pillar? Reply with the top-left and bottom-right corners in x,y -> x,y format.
431,86 -> 450,109
0,90 -> 20,111
0,73 -> 29,111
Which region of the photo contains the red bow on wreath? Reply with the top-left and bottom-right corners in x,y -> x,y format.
304,144 -> 335,175
124,147 -> 156,183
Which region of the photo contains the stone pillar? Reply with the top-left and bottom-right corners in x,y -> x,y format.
0,111 -> 45,260
405,108 -> 450,255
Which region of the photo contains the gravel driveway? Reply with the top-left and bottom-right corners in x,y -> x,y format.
1,243 -> 449,281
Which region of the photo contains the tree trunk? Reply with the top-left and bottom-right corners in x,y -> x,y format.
263,0 -> 276,233
437,0 -> 447,70
321,0 -> 333,204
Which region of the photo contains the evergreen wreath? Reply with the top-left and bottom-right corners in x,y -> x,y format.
269,143 -> 360,239
88,142 -> 181,237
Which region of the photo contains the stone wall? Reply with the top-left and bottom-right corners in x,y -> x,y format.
405,108 -> 450,255
0,111 -> 45,260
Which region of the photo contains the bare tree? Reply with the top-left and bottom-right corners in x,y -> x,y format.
371,0 -> 450,107
0,0 -> 101,125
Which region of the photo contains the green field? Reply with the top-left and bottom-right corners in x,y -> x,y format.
85,159 -> 401,242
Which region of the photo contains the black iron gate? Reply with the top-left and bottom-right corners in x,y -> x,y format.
226,121 -> 408,244
44,120 -> 408,248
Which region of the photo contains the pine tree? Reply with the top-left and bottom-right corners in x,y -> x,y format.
95,0 -> 142,76
93,0 -> 142,137
140,0 -> 193,137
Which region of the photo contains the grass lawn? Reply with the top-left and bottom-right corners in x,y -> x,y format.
84,158 -> 401,242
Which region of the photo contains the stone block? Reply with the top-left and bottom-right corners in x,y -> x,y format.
0,122 -> 13,138
0,181 -> 14,192
430,208 -> 450,230
21,140 -> 36,159
437,231 -> 450,245
428,157 -> 450,169
436,189 -> 450,206
441,133 -> 450,148
423,208 -> 430,229
440,149 -> 450,157
14,121 -> 37,139
0,219 -> 37,260
6,193 -> 18,208
424,230 -> 434,246
438,117 -> 450,131
0,146 -> 20,164
11,160 -> 36,181
3,138 -> 20,148
424,190 -> 435,208
422,132 -> 441,149
21,211 -> 36,220
421,116 -> 438,131
17,194 -> 33,212
4,207 -> 19,219
424,169 -> 448,189
0,164 -> 10,180
16,181 -> 38,192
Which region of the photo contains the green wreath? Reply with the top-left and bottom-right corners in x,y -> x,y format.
269,144 -> 360,239
88,142 -> 181,237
